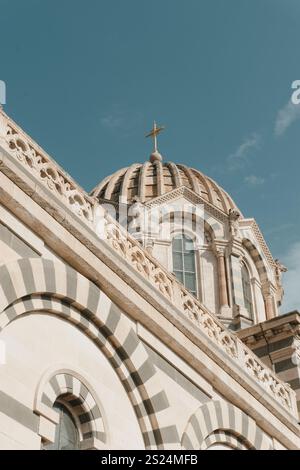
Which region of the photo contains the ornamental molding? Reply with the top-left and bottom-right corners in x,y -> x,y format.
144,186 -> 229,224
98,183 -> 230,226
0,108 -> 296,416
0,110 -> 94,224
238,313 -> 300,347
102,212 -> 295,413
239,218 -> 276,269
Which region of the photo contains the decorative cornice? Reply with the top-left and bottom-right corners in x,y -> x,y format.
239,218 -> 276,269
0,108 -> 296,416
0,109 -> 94,224
144,186 -> 229,224
238,312 -> 300,347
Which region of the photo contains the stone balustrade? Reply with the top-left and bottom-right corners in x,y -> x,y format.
0,110 -> 94,223
0,108 -> 295,415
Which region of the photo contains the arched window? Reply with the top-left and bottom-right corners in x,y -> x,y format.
43,401 -> 79,450
172,233 -> 197,296
241,264 -> 253,317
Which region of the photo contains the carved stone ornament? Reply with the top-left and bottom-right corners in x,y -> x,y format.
229,208 -> 241,238
0,109 -> 294,415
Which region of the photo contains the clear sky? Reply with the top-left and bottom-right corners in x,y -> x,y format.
0,0 -> 299,311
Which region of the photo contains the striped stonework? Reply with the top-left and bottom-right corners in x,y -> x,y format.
273,358 -> 300,417
239,313 -> 300,420
242,238 -> 269,285
201,430 -> 250,450
92,161 -> 238,215
205,216 -> 224,239
181,400 -> 273,450
0,258 -> 179,449
38,372 -> 106,449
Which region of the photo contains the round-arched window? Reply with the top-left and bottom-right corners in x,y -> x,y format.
43,402 -> 79,450
172,233 -> 197,296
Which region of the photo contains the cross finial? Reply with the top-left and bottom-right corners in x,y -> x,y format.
145,121 -> 165,152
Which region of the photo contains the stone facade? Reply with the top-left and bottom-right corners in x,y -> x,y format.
0,108 -> 299,449
238,311 -> 300,420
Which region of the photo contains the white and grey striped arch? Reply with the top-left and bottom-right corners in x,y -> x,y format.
181,400 -> 273,450
0,258 -> 179,449
35,371 -> 106,449
242,238 -> 270,284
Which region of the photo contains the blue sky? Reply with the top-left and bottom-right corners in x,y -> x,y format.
0,0 -> 299,311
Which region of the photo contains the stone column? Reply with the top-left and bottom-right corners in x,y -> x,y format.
264,294 -> 275,320
262,282 -> 276,320
250,277 -> 260,323
214,246 -> 230,314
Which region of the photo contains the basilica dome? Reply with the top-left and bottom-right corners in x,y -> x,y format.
91,160 -> 239,215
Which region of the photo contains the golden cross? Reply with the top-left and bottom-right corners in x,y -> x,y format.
145,121 -> 165,152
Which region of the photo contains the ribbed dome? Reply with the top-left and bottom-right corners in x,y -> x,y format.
91,161 -> 239,215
